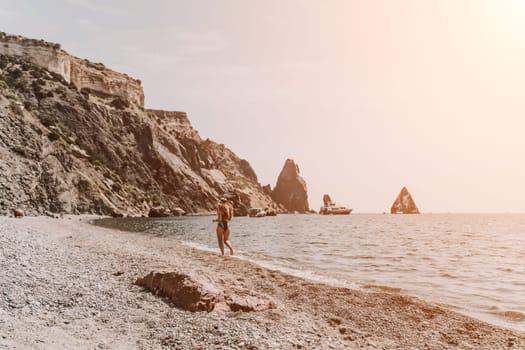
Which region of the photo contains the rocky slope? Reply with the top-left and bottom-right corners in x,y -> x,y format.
391,186 -> 420,214
0,33 -> 280,216
271,159 -> 309,213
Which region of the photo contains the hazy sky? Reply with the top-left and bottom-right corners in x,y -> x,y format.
2,0 -> 525,212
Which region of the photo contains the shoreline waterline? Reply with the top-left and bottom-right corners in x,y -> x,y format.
93,213 -> 525,333
2,215 -> 524,349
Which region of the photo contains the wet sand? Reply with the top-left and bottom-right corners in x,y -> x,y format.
1,216 -> 524,349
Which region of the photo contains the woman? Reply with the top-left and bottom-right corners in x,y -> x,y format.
213,197 -> 234,255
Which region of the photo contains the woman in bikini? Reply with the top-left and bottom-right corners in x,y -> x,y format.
213,197 -> 235,256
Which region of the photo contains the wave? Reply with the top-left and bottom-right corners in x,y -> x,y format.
181,240 -> 217,253
181,240 -> 359,290
362,284 -> 402,293
491,311 -> 525,322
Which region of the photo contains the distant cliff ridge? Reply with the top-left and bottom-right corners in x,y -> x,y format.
0,33 -> 280,216
0,32 -> 144,107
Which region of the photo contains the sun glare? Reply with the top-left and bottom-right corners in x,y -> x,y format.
506,0 -> 525,31
511,0 -> 525,13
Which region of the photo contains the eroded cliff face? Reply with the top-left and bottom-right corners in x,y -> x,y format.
146,109 -> 281,215
0,32 -> 144,107
271,159 -> 309,213
0,36 -> 279,216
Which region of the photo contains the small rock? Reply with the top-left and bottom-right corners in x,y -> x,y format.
171,207 -> 186,216
148,207 -> 171,217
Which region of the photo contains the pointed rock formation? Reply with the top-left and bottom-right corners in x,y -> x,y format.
271,159 -> 309,213
323,194 -> 334,207
391,187 -> 420,214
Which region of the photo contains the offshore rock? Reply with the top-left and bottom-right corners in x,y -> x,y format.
271,159 -> 309,213
0,33 -> 280,216
391,187 -> 420,214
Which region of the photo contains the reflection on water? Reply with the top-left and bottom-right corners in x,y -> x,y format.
94,213 -> 525,332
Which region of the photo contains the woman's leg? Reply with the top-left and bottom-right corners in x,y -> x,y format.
223,227 -> 234,256
216,225 -> 225,255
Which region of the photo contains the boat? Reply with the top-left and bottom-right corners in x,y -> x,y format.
319,194 -> 352,215
319,205 -> 352,215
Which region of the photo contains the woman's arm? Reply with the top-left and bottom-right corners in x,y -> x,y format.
228,204 -> 234,221
213,207 -> 221,222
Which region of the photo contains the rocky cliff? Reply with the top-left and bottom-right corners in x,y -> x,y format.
0,34 -> 279,216
0,32 -> 144,107
390,187 -> 420,214
271,159 -> 309,213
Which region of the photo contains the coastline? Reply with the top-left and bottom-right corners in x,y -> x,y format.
0,216 -> 523,349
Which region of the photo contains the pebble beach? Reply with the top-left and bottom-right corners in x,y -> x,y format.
1,216 -> 524,350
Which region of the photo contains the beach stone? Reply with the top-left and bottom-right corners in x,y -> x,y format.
225,292 -> 276,312
14,209 -> 24,218
44,211 -> 60,219
148,207 -> 171,218
171,207 -> 186,216
135,271 -> 222,312
135,271 -> 275,313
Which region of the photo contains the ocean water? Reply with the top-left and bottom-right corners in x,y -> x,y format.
94,213 -> 525,332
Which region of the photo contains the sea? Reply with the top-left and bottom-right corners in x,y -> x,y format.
94,213 -> 525,333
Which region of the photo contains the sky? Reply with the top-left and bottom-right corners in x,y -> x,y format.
1,0 -> 525,212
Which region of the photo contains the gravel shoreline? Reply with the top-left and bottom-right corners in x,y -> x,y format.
1,216 -> 524,349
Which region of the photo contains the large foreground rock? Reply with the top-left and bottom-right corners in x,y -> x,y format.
271,159 -> 309,213
391,186 -> 420,214
135,271 -> 275,313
